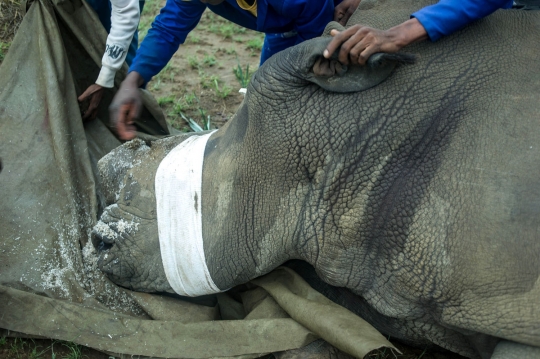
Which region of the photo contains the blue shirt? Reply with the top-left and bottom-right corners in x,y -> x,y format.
130,0 -> 340,84
412,0 -> 513,41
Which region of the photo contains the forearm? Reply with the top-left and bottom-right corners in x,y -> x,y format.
128,29 -> 182,85
386,18 -> 428,49
128,0 -> 205,85
412,0 -> 513,41
97,0 -> 140,88
122,71 -> 146,88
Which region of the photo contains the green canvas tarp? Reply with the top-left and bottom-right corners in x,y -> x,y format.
0,0 -> 395,357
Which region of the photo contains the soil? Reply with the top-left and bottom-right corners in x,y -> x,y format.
140,4 -> 264,132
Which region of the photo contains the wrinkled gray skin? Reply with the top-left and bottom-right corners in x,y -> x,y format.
94,5 -> 540,359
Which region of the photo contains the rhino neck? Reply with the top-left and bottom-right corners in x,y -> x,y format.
200,104 -> 305,290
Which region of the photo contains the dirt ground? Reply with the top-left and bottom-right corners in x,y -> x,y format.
139,0 -> 264,132
0,1 -> 468,359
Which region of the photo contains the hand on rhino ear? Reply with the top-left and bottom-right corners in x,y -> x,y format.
323,19 -> 427,66
306,35 -> 415,93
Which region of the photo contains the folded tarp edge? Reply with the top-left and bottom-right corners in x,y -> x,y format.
252,267 -> 400,359
0,285 -> 317,359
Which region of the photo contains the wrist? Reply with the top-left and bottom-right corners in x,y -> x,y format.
388,18 -> 428,50
124,71 -> 145,88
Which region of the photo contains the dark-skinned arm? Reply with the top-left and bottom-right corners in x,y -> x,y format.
109,71 -> 145,141
324,0 -> 513,66
324,18 -> 427,66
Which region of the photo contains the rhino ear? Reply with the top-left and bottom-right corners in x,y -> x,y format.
307,52 -> 416,93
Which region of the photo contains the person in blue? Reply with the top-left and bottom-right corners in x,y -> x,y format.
110,0 -> 511,140
324,0 -> 514,65
110,0 -> 362,140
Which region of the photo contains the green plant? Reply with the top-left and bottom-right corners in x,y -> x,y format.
150,76 -> 162,91
188,56 -> 200,69
225,47 -> 237,55
0,336 -> 6,346
233,63 -> 252,87
184,92 -> 197,105
180,110 -> 212,132
157,95 -> 175,106
170,93 -> 199,115
9,337 -> 27,356
199,72 -> 210,88
213,78 -> 232,98
28,341 -> 48,359
246,37 -> 264,51
61,341 -> 84,359
0,42 -> 10,62
417,347 -> 428,359
203,55 -> 216,67
172,99 -> 188,114
186,35 -> 200,44
219,24 -> 234,39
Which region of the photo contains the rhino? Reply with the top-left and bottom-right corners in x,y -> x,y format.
93,2 -> 540,358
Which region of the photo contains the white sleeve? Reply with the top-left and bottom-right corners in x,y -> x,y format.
95,0 -> 140,88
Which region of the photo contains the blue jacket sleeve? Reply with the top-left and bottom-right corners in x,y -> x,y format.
279,0 -> 336,44
412,0 -> 513,42
129,0 -> 206,84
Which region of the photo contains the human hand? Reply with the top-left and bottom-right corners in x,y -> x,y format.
109,72 -> 144,140
78,84 -> 104,121
333,0 -> 361,26
323,19 -> 427,66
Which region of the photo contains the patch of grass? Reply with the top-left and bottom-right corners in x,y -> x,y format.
219,24 -> 234,39
199,72 -> 220,89
203,55 -> 216,67
10,337 -> 27,356
59,341 -> 84,359
225,47 -> 237,55
180,110 -> 213,132
233,63 -> 252,88
213,78 -> 232,99
0,42 -> 10,63
188,56 -> 200,69
246,37 -> 263,51
184,92 -> 197,105
157,95 -> 175,106
170,92 -> 199,115
28,342 -> 49,359
150,77 -> 162,91
186,35 -> 200,44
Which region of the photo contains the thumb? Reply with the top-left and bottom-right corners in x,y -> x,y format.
330,29 -> 340,37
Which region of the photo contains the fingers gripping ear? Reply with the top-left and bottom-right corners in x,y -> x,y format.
308,49 -> 416,93
313,57 -> 348,78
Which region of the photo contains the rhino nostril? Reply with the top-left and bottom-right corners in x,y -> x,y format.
98,241 -> 113,251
